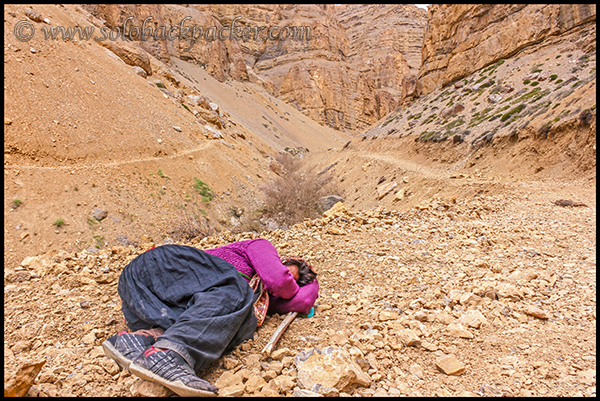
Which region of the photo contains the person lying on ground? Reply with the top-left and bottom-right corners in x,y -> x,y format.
102,238 -> 318,397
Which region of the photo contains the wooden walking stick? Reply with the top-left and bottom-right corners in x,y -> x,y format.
262,311 -> 298,355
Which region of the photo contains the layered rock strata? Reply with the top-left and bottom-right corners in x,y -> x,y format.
420,4 -> 597,94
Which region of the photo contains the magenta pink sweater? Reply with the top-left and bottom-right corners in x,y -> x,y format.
204,239 -> 319,315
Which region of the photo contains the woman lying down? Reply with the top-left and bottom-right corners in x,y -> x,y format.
102,238 -> 319,397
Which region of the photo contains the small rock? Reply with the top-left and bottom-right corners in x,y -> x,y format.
459,310 -> 488,329
82,330 -> 97,345
435,354 -> 465,375
522,305 -> 550,319
222,356 -> 239,370
293,388 -> 323,397
173,126 -> 182,132
25,8 -> 44,22
409,363 -> 424,378
413,310 -> 428,322
5,117 -> 13,125
245,375 -> 267,393
130,379 -> 174,397
478,383 -> 504,397
379,310 -> 399,321
270,347 -> 293,361
131,66 -> 147,78
99,357 -> 120,375
396,329 -> 421,347
447,323 -> 474,339
92,208 -> 108,221
488,93 -> 502,103
219,383 -> 245,397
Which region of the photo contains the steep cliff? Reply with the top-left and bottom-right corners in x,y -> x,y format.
81,4 -> 427,133
420,4 -> 596,94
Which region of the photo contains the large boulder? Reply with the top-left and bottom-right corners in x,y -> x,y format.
96,39 -> 152,76
295,347 -> 371,394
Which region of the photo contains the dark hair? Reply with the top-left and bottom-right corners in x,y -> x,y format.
283,259 -> 317,287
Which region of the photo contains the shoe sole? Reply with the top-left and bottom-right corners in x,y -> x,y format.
129,362 -> 218,397
102,340 -> 133,372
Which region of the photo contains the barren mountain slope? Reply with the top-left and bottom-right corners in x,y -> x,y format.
4,3 -> 349,267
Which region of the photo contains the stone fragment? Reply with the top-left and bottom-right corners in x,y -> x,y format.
488,93 -> 502,103
409,363 -> 424,378
294,346 -> 371,392
92,208 -> 108,221
259,380 -> 280,396
100,357 -> 120,375
130,379 -> 174,397
447,323 -> 474,339
219,383 -> 245,397
522,305 -> 550,319
131,66 -> 147,78
478,383 -> 504,397
293,388 -> 323,397
245,375 -> 267,393
317,195 -> 344,213
25,8 -> 44,22
323,202 -> 349,218
222,356 -> 239,370
396,329 -> 421,347
440,102 -> 465,119
215,370 -> 244,388
270,347 -> 293,361
273,375 -> 295,393
4,360 -> 46,397
379,310 -> 399,321
459,310 -> 488,329
435,354 -> 465,375
413,310 -> 428,322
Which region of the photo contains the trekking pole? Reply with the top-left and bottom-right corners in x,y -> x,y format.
262,311 -> 298,355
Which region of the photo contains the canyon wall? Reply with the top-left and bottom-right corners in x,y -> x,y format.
81,4 -> 427,132
419,4 -> 596,94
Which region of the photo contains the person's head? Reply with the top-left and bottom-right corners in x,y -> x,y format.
282,256 -> 317,287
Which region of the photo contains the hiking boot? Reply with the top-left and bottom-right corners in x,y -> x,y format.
130,346 -> 218,397
102,330 -> 156,372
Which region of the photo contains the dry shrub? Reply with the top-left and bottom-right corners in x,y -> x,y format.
168,208 -> 214,242
260,153 -> 340,227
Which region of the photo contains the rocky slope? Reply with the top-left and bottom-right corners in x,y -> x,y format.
4,177 -> 596,397
420,4 -> 596,94
3,4 -> 349,266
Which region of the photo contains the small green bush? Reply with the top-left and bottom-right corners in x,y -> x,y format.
554,79 -> 563,84
523,79 -> 531,85
549,74 -> 558,81
12,199 -> 22,208
530,81 -> 539,86
193,178 -> 214,203
52,218 -> 65,228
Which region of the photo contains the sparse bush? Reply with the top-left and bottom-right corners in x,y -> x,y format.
52,218 -> 65,228
260,153 -> 341,227
523,79 -> 531,85
169,206 -> 214,242
501,104 -> 526,121
530,81 -> 539,86
554,79 -> 563,84
12,199 -> 22,209
193,178 -> 214,202
549,74 -> 558,81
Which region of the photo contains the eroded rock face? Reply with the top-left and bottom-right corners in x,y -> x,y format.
82,4 -> 427,132
420,4 -> 596,94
